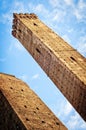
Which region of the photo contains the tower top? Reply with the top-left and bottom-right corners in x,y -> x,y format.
13,13 -> 38,19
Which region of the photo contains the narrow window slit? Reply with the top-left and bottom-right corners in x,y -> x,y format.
56,122 -> 59,125
33,23 -> 38,26
26,118 -> 29,121
18,29 -> 21,33
24,105 -> 27,108
70,56 -> 76,61
42,120 -> 45,123
10,87 -> 13,89
36,48 -> 41,54
21,89 -> 24,92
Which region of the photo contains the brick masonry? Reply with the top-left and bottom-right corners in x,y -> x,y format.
0,73 -> 67,130
12,13 -> 86,121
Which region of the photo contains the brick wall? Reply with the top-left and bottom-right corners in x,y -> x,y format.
0,73 -> 67,130
12,13 -> 86,121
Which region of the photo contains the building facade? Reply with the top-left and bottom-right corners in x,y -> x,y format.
0,73 -> 67,130
12,13 -> 86,121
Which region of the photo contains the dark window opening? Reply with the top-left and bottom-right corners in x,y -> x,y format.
70,56 -> 76,61
56,122 -> 59,125
24,105 -> 27,108
36,48 -> 41,54
26,118 -> 29,121
18,29 -> 21,33
33,23 -> 38,26
36,107 -> 39,110
42,120 -> 45,123
21,89 -> 24,92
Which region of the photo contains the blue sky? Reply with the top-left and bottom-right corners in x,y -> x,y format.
0,0 -> 86,130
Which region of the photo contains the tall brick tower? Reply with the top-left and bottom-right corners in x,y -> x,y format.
12,13 -> 86,121
0,73 -> 67,130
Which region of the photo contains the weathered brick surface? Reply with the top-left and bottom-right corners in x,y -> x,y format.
0,73 -> 67,130
12,13 -> 86,121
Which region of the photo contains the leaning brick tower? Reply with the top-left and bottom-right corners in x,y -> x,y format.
12,13 -> 86,121
0,73 -> 67,130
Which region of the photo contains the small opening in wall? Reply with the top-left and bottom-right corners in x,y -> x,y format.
10,87 -> 13,89
70,56 -> 76,61
18,29 -> 21,33
26,118 -> 29,121
24,105 -> 27,108
34,111 -> 36,113
42,120 -> 46,124
36,107 -> 39,110
21,89 -> 24,92
33,23 -> 38,26
36,48 -> 41,54
56,122 -> 59,125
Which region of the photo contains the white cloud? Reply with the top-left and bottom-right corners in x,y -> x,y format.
28,3 -> 49,16
58,101 -> 73,118
46,8 -> 66,25
49,0 -> 86,23
14,42 -> 24,51
67,28 -> 73,33
48,0 -> 73,24
76,36 -> 86,57
81,122 -> 86,129
53,9 -> 66,22
13,1 -> 28,13
2,13 -> 12,24
49,0 -> 59,7
0,1 -> 28,24
51,99 -> 86,130
67,112 -> 86,130
7,41 -> 25,57
19,74 -> 29,82
32,74 -> 40,80
64,0 -> 73,6
33,4 -> 45,12
9,41 -> 24,52
78,0 -> 86,9
50,100 -> 73,120
74,9 -> 82,20
67,113 -> 79,130
62,34 -> 71,44
73,0 -> 86,22
63,101 -> 72,116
